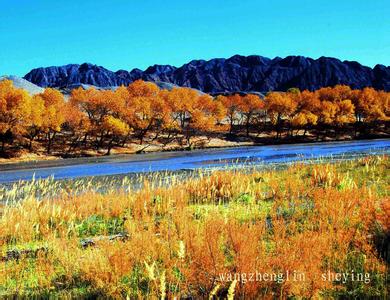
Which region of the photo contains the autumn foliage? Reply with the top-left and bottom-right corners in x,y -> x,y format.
0,79 -> 388,156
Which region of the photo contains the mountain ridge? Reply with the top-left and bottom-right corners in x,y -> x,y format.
23,55 -> 390,93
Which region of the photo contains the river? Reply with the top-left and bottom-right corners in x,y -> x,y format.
0,139 -> 389,184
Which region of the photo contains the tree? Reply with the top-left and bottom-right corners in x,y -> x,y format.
167,87 -> 198,130
265,92 -> 297,138
318,101 -> 337,125
156,89 -> 181,145
239,94 -> 264,136
184,94 -> 221,147
126,80 -> 168,144
359,88 -> 387,122
38,88 -> 66,154
334,99 -> 355,126
69,87 -> 125,149
296,90 -> 319,113
329,85 -> 352,102
102,116 -> 130,155
291,90 -> 321,137
63,102 -> 91,152
0,80 -> 32,152
377,91 -> 390,121
70,87 -> 114,125
26,94 -> 45,149
211,98 -> 228,128
217,94 -> 242,134
316,85 -> 351,103
291,111 -> 318,136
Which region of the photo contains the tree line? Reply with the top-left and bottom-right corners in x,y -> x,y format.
0,79 -> 388,156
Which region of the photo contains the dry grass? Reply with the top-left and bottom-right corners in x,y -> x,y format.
0,156 -> 388,298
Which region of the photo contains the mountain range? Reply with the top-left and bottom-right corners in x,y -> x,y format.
22,55 -> 390,94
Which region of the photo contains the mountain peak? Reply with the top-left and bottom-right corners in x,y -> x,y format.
23,55 -> 390,92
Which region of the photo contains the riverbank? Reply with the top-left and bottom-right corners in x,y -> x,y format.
0,136 -> 254,165
1,130 -> 389,166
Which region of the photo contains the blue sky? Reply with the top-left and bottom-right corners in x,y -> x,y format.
1,0 -> 389,76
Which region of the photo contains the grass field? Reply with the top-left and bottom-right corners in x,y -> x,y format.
0,156 -> 389,299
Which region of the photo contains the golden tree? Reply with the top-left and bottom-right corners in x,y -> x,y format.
167,87 -> 198,129
291,111 -> 318,136
185,94 -> 214,146
174,92 -> 222,147
290,90 -> 321,136
69,87 -> 125,150
38,88 -> 66,154
102,115 -> 130,155
359,88 -> 388,122
334,99 -> 355,125
318,100 -> 338,125
0,80 -> 33,152
216,94 -> 243,134
26,94 -> 45,149
126,80 -> 168,144
239,94 -> 264,136
63,101 -> 91,152
265,92 -> 297,138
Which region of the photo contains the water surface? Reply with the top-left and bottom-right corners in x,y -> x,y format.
0,139 -> 388,183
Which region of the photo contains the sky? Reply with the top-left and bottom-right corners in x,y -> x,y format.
1,0 -> 389,76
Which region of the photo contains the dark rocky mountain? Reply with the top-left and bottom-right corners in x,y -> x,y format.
24,55 -> 390,93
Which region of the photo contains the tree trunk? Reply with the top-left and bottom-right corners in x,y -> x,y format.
246,116 -> 250,137
28,129 -> 38,150
276,113 -> 282,139
46,131 -> 56,154
139,132 -> 145,145
67,135 -> 80,153
121,133 -> 130,147
83,133 -> 88,149
96,131 -> 105,150
47,132 -> 51,154
106,138 -> 115,155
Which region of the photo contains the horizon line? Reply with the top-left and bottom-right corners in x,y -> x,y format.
15,53 -> 390,77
